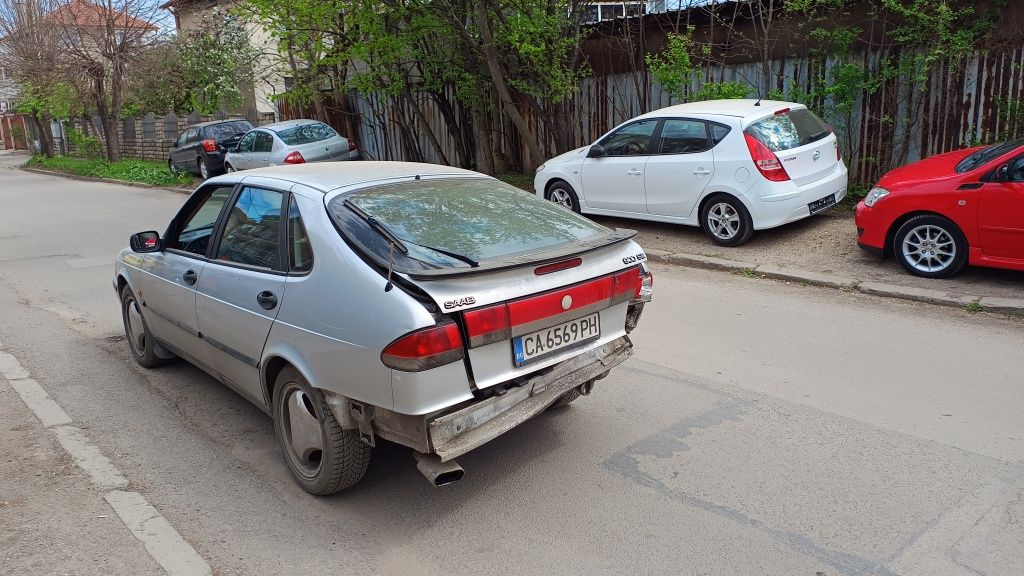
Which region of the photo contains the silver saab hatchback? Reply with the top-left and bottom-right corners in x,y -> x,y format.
114,162 -> 652,494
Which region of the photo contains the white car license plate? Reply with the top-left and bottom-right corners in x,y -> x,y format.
512,313 -> 600,367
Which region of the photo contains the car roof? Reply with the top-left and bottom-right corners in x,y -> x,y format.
257,119 -> 324,132
191,119 -> 252,129
208,161 -> 490,193
639,99 -> 804,120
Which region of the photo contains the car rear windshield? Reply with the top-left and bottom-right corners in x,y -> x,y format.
746,108 -> 831,152
276,123 -> 338,145
329,178 -> 610,271
204,121 -> 253,140
955,139 -> 1024,173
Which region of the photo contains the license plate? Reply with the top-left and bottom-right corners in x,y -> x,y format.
512,313 -> 600,367
808,193 -> 837,215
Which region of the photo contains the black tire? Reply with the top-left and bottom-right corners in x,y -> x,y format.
700,194 -> 754,247
120,284 -> 170,368
549,388 -> 582,409
546,180 -> 582,213
224,162 -> 235,173
272,366 -> 371,495
198,157 -> 210,180
892,214 -> 968,278
167,159 -> 178,175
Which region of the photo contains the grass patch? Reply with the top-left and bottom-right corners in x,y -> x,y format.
965,300 -> 983,314
26,155 -> 192,187
498,173 -> 534,192
734,267 -> 761,278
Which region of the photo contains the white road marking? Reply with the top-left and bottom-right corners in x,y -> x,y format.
65,256 -> 113,269
8,378 -> 72,427
51,425 -> 129,489
0,351 -> 30,380
105,491 -> 212,576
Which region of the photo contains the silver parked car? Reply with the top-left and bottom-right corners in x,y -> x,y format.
224,120 -> 358,172
114,162 -> 652,494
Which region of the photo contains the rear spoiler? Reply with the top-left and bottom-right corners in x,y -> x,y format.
403,228 -> 637,280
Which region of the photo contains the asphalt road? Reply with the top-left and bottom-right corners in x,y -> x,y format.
1,153 -> 1022,576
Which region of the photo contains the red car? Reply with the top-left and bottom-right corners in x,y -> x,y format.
856,139 -> 1024,278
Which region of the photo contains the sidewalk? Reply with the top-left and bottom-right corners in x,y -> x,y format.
0,374 -> 163,576
590,209 -> 1024,312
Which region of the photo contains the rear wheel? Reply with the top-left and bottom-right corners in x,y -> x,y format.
272,366 -> 371,495
198,158 -> 210,180
546,181 -> 581,213
700,194 -> 754,246
892,214 -> 967,278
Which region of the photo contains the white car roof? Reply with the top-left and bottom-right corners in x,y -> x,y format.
639,99 -> 805,120
208,161 -> 489,193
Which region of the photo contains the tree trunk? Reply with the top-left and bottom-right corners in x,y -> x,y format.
403,89 -> 449,165
472,106 -> 495,175
474,0 -> 545,170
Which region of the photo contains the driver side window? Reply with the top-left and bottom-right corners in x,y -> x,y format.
168,185 -> 234,256
600,120 -> 658,157
1009,156 -> 1024,182
237,132 -> 255,152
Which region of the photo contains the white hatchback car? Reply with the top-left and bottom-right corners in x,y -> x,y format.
534,99 -> 849,246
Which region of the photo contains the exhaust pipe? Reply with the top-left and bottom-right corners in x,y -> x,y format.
413,452 -> 464,486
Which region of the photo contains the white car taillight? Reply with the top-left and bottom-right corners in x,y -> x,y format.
744,132 -> 790,182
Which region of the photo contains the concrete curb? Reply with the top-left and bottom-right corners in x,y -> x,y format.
20,166 -> 194,195
646,251 -> 1024,314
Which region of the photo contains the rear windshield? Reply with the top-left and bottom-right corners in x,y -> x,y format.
204,121 -> 253,140
329,178 -> 610,271
277,123 -> 338,145
746,108 -> 831,152
955,139 -> 1024,173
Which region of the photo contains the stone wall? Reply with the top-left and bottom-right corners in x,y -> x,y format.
64,110 -> 276,161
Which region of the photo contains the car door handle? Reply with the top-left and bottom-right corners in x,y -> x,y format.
693,168 -> 711,175
183,270 -> 197,286
257,291 -> 278,310
627,168 -> 643,176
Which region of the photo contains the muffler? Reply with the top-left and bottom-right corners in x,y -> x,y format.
413,452 -> 464,486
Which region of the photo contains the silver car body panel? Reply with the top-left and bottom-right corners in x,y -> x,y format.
226,120 -> 357,172
133,251 -> 214,370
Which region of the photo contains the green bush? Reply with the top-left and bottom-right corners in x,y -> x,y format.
66,127 -> 103,159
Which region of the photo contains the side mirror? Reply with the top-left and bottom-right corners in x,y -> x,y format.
997,164 -> 1010,182
587,144 -> 606,158
130,231 -> 162,253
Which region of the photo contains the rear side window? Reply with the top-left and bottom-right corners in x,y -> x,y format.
657,119 -> 710,154
277,123 -> 338,145
287,197 -> 313,273
711,123 -> 731,144
329,178 -> 610,271
747,108 -> 831,152
254,132 -> 274,153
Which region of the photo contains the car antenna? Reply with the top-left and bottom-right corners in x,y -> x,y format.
384,241 -> 395,292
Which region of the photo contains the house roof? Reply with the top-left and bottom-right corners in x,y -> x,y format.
48,0 -> 157,31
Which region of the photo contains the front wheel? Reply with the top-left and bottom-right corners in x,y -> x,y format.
700,194 -> 754,246
892,214 -> 967,278
225,162 -> 235,173
273,366 -> 371,495
120,284 -> 171,368
546,181 -> 581,213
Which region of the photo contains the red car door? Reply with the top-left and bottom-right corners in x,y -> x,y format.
978,155 -> 1024,260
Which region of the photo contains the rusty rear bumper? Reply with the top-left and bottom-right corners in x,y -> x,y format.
428,336 -> 633,462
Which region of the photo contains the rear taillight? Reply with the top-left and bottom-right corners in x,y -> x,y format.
463,304 -> 510,348
611,267 -> 642,304
283,151 -> 305,164
744,132 -> 790,182
381,322 -> 464,372
202,139 -> 218,152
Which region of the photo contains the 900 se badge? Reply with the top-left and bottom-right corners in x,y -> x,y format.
622,253 -> 647,265
443,296 -> 477,309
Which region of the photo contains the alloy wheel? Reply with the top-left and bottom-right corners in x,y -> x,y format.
549,187 -> 574,210
279,383 -> 324,479
901,224 -> 956,273
123,295 -> 146,358
706,202 -> 741,240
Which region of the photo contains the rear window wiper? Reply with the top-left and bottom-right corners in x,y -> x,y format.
343,199 -> 478,267
803,130 -> 830,145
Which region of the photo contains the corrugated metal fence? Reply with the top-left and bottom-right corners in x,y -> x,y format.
350,46 -> 1024,184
